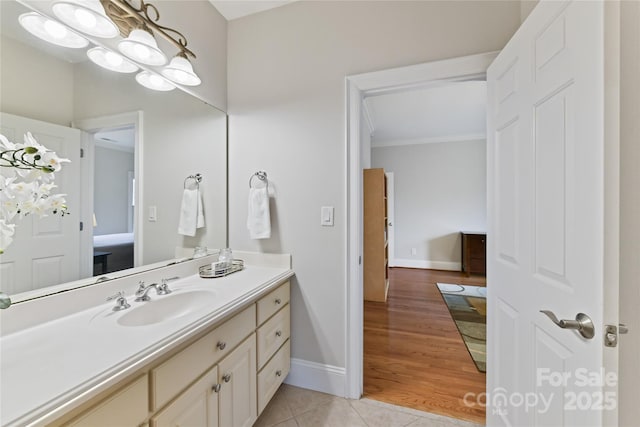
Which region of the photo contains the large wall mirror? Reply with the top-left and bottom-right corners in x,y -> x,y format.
0,0 -> 227,304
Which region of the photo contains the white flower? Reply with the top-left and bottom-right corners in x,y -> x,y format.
0,219 -> 15,254
0,132 -> 69,253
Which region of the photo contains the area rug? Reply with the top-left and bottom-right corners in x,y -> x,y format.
436,283 -> 486,373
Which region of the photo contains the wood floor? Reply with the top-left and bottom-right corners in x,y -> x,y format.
363,268 -> 487,424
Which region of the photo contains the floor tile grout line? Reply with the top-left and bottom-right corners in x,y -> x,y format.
348,399 -> 371,427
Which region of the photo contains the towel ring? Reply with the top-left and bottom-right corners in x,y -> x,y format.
249,171 -> 268,189
184,173 -> 202,189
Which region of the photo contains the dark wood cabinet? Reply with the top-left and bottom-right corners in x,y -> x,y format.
461,232 -> 486,276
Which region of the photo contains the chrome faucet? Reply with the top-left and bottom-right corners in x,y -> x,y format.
135,281 -> 160,302
135,277 -> 179,302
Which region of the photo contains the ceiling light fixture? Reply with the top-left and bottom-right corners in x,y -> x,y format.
18,0 -> 201,91
161,53 -> 201,86
52,0 -> 119,38
135,71 -> 175,91
19,12 -> 89,49
118,27 -> 166,66
87,46 -> 138,73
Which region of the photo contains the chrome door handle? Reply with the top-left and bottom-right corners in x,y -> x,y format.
540,310 -> 595,339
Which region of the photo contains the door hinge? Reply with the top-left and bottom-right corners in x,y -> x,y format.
80,221 -> 84,231
80,148 -> 84,158
358,256 -> 362,265
604,324 -> 629,347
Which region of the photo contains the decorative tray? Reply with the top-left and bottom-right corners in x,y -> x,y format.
199,259 -> 244,278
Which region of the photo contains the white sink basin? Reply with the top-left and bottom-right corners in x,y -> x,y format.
116,290 -> 217,327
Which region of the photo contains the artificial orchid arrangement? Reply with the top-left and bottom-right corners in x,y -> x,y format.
0,132 -> 70,254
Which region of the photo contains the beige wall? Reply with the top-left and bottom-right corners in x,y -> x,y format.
520,0 -> 539,22
227,1 -> 521,373
372,140 -> 487,269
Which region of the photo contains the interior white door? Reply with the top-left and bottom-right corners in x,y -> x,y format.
0,113 -> 82,295
487,1 -> 618,426
385,172 -> 395,267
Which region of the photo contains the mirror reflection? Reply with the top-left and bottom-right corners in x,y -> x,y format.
0,0 -> 227,302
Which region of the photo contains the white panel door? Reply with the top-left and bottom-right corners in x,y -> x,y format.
0,113 -> 82,294
487,1 -> 618,426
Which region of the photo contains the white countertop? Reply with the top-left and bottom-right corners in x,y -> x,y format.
0,256 -> 293,426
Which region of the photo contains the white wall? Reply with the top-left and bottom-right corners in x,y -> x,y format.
0,36 -> 74,126
227,0 -> 520,385
93,146 -> 134,235
372,140 -> 486,270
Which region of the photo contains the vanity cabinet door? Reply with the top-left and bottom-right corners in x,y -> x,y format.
152,366 -> 219,427
65,375 -> 147,427
218,333 -> 257,427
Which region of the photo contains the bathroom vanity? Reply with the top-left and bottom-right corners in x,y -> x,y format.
0,252 -> 294,427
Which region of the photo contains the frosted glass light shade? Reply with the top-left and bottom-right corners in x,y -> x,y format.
87,47 -> 138,73
135,71 -> 175,91
118,29 -> 167,66
18,12 -> 89,49
161,55 -> 201,86
52,0 -> 119,38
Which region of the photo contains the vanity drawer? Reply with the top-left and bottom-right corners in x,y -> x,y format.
66,375 -> 147,427
257,281 -> 290,325
151,304 -> 256,411
257,304 -> 290,369
257,339 -> 290,414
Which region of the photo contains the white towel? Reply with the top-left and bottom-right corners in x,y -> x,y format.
247,187 -> 271,239
178,188 -> 205,236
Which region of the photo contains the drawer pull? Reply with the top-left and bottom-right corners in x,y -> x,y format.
212,384 -> 221,393
275,330 -> 282,337
216,341 -> 226,350
276,370 -> 282,377
275,298 -> 282,305
222,374 -> 232,383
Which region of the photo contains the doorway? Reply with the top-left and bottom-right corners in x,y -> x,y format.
75,111 -> 143,276
359,73 -> 488,423
345,52 -> 498,400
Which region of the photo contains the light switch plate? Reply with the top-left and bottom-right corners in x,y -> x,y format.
321,206 -> 334,226
148,206 -> 157,222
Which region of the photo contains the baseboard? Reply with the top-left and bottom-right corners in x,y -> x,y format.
284,358 -> 346,397
392,259 -> 461,271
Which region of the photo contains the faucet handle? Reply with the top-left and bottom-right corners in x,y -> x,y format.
162,276 -> 180,285
158,276 -> 179,295
107,291 -> 130,311
135,281 -> 146,296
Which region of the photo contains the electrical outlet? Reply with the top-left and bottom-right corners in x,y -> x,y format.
411,248 -> 417,256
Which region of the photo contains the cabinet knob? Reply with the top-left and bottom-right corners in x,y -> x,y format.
222,374 -> 232,383
275,330 -> 282,337
212,384 -> 221,393
275,298 -> 282,305
276,370 -> 282,377
216,341 -> 226,350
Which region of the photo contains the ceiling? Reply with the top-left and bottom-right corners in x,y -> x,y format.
365,81 -> 487,148
95,126 -> 135,152
209,0 -> 298,21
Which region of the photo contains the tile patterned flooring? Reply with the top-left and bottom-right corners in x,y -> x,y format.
255,384 -> 484,427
